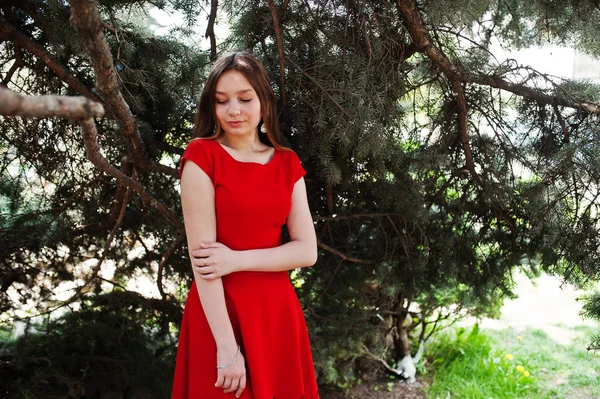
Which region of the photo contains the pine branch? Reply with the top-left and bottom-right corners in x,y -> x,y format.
157,233 -> 185,300
0,16 -> 101,102
395,0 -> 600,187
325,181 -> 334,213
1,44 -> 22,86
69,0 -> 177,179
79,118 -> 183,230
395,0 -> 481,184
267,0 -> 287,110
206,0 -> 218,61
286,56 -> 352,119
0,86 -> 104,119
313,213 -> 405,221
108,158 -> 134,222
318,240 -> 374,264
469,73 -> 600,114
360,12 -> 373,61
360,343 -> 399,374
69,0 -> 143,156
91,182 -> 133,284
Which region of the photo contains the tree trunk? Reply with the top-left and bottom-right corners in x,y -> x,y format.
392,294 -> 417,381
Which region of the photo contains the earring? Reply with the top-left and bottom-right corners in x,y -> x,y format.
260,123 -> 267,134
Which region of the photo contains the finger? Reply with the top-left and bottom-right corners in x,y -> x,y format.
215,372 -> 224,388
200,273 -> 218,280
192,256 -> 211,267
235,375 -> 246,398
191,255 -> 209,264
224,377 -> 239,393
221,376 -> 232,390
194,265 -> 213,274
202,242 -> 224,248
191,249 -> 210,258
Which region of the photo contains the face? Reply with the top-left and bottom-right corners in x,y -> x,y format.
214,70 -> 262,138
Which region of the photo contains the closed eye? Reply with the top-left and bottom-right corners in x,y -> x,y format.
215,98 -> 252,104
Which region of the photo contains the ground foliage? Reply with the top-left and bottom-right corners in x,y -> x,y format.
426,325 -> 538,398
2,0 -> 600,396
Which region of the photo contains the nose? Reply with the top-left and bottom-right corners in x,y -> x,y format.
228,101 -> 241,116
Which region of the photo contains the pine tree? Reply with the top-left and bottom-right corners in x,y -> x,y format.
2,0 -> 600,395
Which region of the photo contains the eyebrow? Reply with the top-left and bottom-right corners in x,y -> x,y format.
215,89 -> 254,95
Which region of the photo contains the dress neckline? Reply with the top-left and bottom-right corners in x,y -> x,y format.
214,139 -> 278,166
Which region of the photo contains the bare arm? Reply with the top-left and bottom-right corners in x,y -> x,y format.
192,177 -> 317,278
180,160 -> 246,396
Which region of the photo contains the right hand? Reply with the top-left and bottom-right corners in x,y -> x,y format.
215,345 -> 247,398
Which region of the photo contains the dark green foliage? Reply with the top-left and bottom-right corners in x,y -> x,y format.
3,0 -> 600,395
0,292 -> 178,398
579,291 -> 600,349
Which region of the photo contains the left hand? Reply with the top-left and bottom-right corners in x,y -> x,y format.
192,242 -> 240,280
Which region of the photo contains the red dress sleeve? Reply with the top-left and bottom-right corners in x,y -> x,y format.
179,139 -> 214,181
289,150 -> 306,185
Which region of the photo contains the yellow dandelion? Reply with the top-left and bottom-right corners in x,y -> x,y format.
516,365 -> 525,373
523,371 -> 530,377
517,336 -> 523,341
505,354 -> 514,360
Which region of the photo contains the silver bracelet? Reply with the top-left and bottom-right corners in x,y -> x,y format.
217,345 -> 240,369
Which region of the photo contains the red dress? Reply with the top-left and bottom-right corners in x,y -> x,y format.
172,138 -> 319,399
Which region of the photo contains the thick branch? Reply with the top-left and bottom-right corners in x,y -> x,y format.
452,80 -> 480,183
318,241 -> 374,264
313,213 -> 404,221
394,3 -> 600,116
267,0 -> 287,110
470,73 -> 600,114
0,86 -> 104,119
1,44 -> 22,86
0,16 -> 101,102
395,0 -> 480,183
395,0 -> 600,190
70,0 -> 177,178
205,0 -> 218,61
79,118 -> 184,230
395,1 -> 460,78
395,1 -> 600,115
69,1 -> 143,157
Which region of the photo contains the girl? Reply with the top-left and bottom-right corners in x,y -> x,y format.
172,52 -> 319,399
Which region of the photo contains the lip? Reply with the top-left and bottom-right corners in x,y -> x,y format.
227,121 -> 244,126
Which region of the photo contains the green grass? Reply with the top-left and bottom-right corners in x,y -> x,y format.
425,324 -> 538,399
485,325 -> 600,399
425,324 -> 600,399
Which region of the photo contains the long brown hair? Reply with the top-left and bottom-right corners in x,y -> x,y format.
192,52 -> 282,148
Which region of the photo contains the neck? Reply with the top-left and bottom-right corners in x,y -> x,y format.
220,132 -> 262,152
